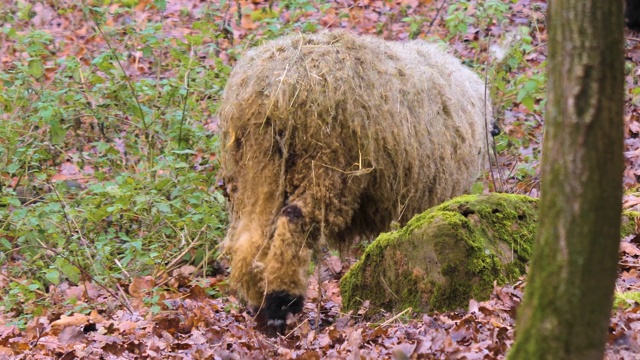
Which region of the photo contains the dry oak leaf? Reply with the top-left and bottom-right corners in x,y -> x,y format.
51,313 -> 90,330
129,276 -> 156,299
621,242 -> 640,257
58,326 -> 86,344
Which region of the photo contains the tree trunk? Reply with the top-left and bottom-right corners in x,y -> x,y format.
508,0 -> 624,359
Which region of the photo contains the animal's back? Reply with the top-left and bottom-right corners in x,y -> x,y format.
220,31 -> 488,235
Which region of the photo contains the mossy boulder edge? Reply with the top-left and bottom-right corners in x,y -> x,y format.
340,193 -> 538,314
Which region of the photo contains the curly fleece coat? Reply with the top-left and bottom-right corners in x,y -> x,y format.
218,30 -> 490,334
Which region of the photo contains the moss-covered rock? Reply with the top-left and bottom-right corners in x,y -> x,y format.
340,193 -> 538,314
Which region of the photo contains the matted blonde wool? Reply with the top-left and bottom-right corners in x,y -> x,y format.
218,30 -> 490,311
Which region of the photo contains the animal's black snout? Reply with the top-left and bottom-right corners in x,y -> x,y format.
255,290 -> 304,336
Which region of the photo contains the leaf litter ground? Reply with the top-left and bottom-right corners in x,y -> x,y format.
1,0 -> 640,358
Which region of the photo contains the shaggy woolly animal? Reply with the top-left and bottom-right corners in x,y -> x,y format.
218,30 -> 490,334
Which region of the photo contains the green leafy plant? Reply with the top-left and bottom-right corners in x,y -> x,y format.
445,0 -> 546,192
0,1 -> 229,322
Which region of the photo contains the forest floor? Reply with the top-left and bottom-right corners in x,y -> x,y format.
1,0 -> 640,358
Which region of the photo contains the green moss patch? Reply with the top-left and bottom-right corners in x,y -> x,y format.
340,193 -> 538,314
621,210 -> 640,238
614,291 -> 640,309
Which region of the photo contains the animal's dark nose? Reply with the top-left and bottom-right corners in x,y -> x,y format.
255,290 -> 304,336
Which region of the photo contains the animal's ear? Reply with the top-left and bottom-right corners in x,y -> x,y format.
255,290 -> 304,337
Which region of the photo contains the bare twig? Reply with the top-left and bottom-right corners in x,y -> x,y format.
36,242 -> 134,314
89,9 -> 156,172
0,273 -> 46,296
90,14 -> 147,133
483,37 -> 500,192
376,307 -> 412,328
154,223 -> 207,285
177,49 -> 193,150
425,0 -> 448,36
284,318 -> 309,339
380,275 -> 400,301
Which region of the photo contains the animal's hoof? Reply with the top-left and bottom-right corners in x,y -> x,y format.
255,290 -> 303,336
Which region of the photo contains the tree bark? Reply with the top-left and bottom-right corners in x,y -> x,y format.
508,0 -> 624,359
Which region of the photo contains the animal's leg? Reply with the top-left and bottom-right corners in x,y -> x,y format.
226,219 -> 269,307
256,204 -> 310,335
257,164 -> 366,335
